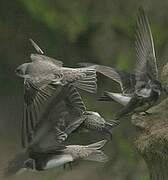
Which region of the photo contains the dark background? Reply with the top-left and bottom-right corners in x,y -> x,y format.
0,0 -> 168,179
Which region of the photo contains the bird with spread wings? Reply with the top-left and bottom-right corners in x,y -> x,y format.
79,8 -> 164,120
5,83 -> 109,176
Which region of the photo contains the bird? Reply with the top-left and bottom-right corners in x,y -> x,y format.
81,111 -> 119,139
20,64 -> 117,148
18,40 -> 118,143
4,131 -> 108,175
78,63 -> 136,106
4,84 -> 108,176
45,85 -> 119,138
79,8 -> 164,120
21,81 -> 87,148
15,40 -> 97,95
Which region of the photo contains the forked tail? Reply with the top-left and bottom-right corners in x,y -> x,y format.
84,140 -> 108,162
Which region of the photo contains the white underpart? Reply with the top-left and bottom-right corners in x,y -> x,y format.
136,88 -> 152,98
90,111 -> 101,117
108,92 -> 131,106
44,155 -> 73,170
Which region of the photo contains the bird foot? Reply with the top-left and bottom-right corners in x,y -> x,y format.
63,162 -> 73,170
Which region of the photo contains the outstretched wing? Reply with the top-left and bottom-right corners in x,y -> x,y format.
45,84 -> 86,133
22,81 -> 62,148
23,84 -> 86,149
79,63 -> 135,94
135,7 -> 158,89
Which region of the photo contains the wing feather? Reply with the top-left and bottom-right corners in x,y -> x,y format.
29,39 -> 44,54
22,83 -> 86,149
78,63 -> 135,94
135,7 -> 158,89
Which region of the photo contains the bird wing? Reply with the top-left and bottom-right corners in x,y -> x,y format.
22,80 -> 62,148
22,84 -> 86,149
44,84 -> 86,134
29,39 -> 44,54
30,53 -> 63,67
116,71 -> 136,94
135,7 -> 158,89
78,63 -> 135,94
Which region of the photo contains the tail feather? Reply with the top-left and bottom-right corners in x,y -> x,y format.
74,82 -> 97,93
86,140 -> 107,149
78,63 -> 121,84
74,69 -> 97,93
85,150 -> 108,162
84,140 -> 108,162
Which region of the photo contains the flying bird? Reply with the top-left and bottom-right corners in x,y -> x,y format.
4,84 -> 108,176
5,131 -> 108,175
21,83 -> 86,148
18,43 -> 118,145
15,40 -> 97,94
21,73 -> 117,148
79,8 -> 164,119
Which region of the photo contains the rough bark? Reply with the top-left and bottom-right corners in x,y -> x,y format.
131,63 -> 168,180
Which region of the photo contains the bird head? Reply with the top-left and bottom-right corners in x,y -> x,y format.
15,63 -> 29,77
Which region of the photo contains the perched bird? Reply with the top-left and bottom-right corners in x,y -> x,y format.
79,8 -> 164,119
15,40 -> 97,94
4,84 -> 108,176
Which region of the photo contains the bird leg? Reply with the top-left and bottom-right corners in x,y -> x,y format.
63,162 -> 73,170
